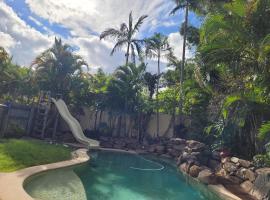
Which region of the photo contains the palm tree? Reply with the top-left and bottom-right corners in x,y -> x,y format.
100,11 -> 148,65
171,0 -> 191,115
111,63 -> 146,136
144,72 -> 160,100
145,33 -> 171,137
32,38 -> 87,98
171,0 -> 232,114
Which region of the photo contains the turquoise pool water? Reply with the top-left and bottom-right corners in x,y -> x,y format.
25,151 -> 221,200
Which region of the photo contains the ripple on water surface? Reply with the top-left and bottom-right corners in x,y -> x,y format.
25,151 -> 221,200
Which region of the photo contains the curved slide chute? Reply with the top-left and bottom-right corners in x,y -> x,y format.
52,98 -> 100,148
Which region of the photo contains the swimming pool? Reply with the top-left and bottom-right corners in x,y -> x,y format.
24,151 -> 221,200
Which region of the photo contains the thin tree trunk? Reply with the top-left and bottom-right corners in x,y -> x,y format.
99,110 -> 103,127
179,1 -> 189,118
94,110 -> 98,131
118,115 -> 122,137
126,43 -> 130,65
156,50 -> 161,137
124,96 -> 128,137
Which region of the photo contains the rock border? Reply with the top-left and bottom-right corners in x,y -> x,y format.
0,148 -> 89,200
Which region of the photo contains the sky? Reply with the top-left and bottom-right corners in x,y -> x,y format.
0,0 -> 201,73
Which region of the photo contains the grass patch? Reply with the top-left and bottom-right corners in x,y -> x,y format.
0,139 -> 71,172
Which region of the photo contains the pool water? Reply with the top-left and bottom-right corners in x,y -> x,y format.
25,151 -> 221,200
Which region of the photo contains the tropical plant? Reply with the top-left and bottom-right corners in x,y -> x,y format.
170,0 -> 231,114
143,72 -> 159,100
31,38 -> 88,99
145,33 -> 171,137
258,121 -> 270,141
100,11 -> 148,65
108,63 -> 146,136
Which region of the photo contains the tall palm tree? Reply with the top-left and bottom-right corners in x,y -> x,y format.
32,38 -> 87,98
145,33 -> 171,137
171,0 -> 232,114
112,63 -> 146,136
171,0 -> 191,115
100,11 -> 148,65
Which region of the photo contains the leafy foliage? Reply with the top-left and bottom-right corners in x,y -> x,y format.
100,11 -> 147,64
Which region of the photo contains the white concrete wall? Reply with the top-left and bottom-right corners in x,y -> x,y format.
73,107 -> 175,138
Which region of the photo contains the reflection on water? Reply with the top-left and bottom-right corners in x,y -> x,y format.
25,151 -> 221,200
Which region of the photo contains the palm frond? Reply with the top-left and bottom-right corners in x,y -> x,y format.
258,121 -> 270,141
110,39 -> 128,55
133,15 -> 148,34
120,23 -> 128,33
100,28 -> 124,40
128,11 -> 133,34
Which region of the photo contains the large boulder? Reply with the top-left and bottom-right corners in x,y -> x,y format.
155,145 -> 165,154
211,151 -> 221,161
189,165 -> 202,178
170,138 -> 186,145
178,152 -> 198,165
223,161 -> 238,173
167,148 -> 180,158
238,159 -> 252,168
244,169 -> 256,182
172,144 -> 186,152
186,140 -> 206,152
250,168 -> 270,200
179,162 -> 189,174
148,145 -> 156,153
198,169 -> 216,185
231,157 -> 239,164
208,159 -> 221,171
225,175 -> 243,184
240,181 -> 254,193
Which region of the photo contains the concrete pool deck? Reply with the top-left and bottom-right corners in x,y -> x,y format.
0,148 -> 89,200
0,147 -> 250,200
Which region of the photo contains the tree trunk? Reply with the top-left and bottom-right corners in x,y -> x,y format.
179,1 -> 189,118
124,96 -> 128,137
94,110 -> 98,131
99,110 -> 103,127
118,115 -> 122,137
156,50 -> 161,137
126,43 -> 130,65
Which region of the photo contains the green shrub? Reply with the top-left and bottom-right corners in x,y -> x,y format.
6,123 -> 25,138
253,154 -> 270,168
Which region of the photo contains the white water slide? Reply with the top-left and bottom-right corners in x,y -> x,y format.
52,98 -> 100,148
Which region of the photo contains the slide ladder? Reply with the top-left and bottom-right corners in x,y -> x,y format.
52,98 -> 100,148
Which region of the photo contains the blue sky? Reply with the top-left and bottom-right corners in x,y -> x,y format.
0,0 -> 201,73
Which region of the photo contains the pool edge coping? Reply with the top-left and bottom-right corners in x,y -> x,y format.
0,148 -> 89,200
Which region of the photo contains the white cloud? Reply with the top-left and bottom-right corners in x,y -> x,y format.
70,36 -> 125,73
28,16 -> 42,26
25,0 -> 176,37
168,32 -> 192,60
1,0 -> 190,73
0,31 -> 16,51
0,1 -> 53,66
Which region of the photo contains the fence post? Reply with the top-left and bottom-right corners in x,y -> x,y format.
26,105 -> 35,136
0,103 -> 10,138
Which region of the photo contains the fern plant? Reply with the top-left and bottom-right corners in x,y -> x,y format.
258,121 -> 270,141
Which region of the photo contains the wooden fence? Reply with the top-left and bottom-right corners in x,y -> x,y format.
0,103 -> 34,138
